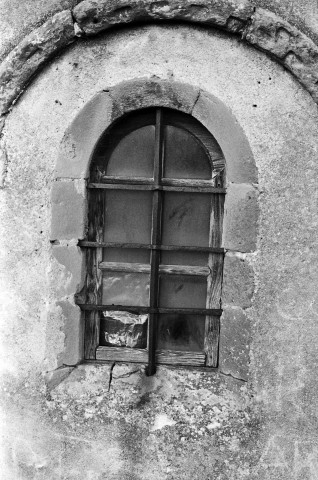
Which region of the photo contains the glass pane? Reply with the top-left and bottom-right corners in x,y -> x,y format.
97,126 -> 155,178
103,248 -> 150,264
161,192 -> 211,247
160,251 -> 207,266
163,125 -> 211,179
104,191 -> 152,244
100,310 -> 147,348
102,272 -> 150,306
159,275 -> 207,308
157,314 -> 205,352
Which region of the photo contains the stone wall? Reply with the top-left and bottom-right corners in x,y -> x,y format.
1,6 -> 318,480
1,0 -> 318,62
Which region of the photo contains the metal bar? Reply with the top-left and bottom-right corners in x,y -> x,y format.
89,176 -> 225,189
78,240 -> 225,253
147,108 -> 164,376
76,303 -> 223,316
89,182 -> 226,193
205,189 -> 225,366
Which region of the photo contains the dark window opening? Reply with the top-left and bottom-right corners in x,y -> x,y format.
77,108 -> 225,375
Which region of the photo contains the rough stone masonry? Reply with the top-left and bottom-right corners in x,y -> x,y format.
1,1 -> 318,479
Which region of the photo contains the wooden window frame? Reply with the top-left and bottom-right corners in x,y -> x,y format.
76,108 -> 225,375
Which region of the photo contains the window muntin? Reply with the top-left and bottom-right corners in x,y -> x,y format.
78,108 -> 225,375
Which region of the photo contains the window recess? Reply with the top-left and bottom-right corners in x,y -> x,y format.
77,108 -> 225,375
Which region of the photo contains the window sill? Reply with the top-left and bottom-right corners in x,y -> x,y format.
95,346 -> 206,367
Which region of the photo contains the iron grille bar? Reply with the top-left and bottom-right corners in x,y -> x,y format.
147,108 -> 164,376
88,182 -> 226,193
76,303 -> 222,316
78,240 -> 224,253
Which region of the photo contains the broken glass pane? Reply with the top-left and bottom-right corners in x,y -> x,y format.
102,272 -> 150,306
157,314 -> 205,352
159,275 -> 207,308
104,191 -> 152,244
163,125 -> 211,179
161,192 -> 211,247
100,311 -> 148,348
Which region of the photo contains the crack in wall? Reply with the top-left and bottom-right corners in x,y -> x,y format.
108,362 -> 116,391
219,371 -> 247,383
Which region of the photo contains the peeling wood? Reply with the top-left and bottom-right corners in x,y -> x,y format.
96,346 -> 205,366
98,261 -> 211,276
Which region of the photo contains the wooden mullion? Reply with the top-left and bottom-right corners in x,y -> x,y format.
156,350 -> 205,366
205,192 -> 225,367
89,183 -> 155,191
96,347 -> 206,366
90,177 -> 226,189
161,178 -> 222,187
147,108 -> 164,376
92,176 -> 154,185
96,346 -> 148,363
204,315 -> 220,367
84,189 -> 105,359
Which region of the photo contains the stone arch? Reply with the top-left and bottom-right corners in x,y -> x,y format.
51,78 -> 258,380
1,0 -> 318,122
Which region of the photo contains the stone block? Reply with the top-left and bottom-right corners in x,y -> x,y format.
219,307 -> 250,381
245,9 -> 318,102
222,253 -> 255,308
110,79 -> 199,119
55,91 -> 113,179
45,366 -> 75,392
73,0 -> 254,36
58,300 -> 83,365
222,183 -> 259,252
52,244 -> 84,295
192,91 -> 257,184
0,10 -> 75,116
50,180 -> 86,240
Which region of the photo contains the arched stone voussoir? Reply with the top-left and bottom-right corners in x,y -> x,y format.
72,0 -> 318,102
72,0 -> 254,36
109,78 -> 200,118
0,10 -> 76,117
55,78 -> 257,183
244,8 -> 318,102
1,0 -> 318,123
56,79 -> 201,180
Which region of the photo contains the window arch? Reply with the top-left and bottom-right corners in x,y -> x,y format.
77,107 -> 226,375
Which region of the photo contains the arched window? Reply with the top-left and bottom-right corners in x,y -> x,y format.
77,108 -> 225,375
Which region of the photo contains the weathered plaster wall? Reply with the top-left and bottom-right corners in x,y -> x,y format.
1,0 -> 318,62
1,23 -> 318,479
